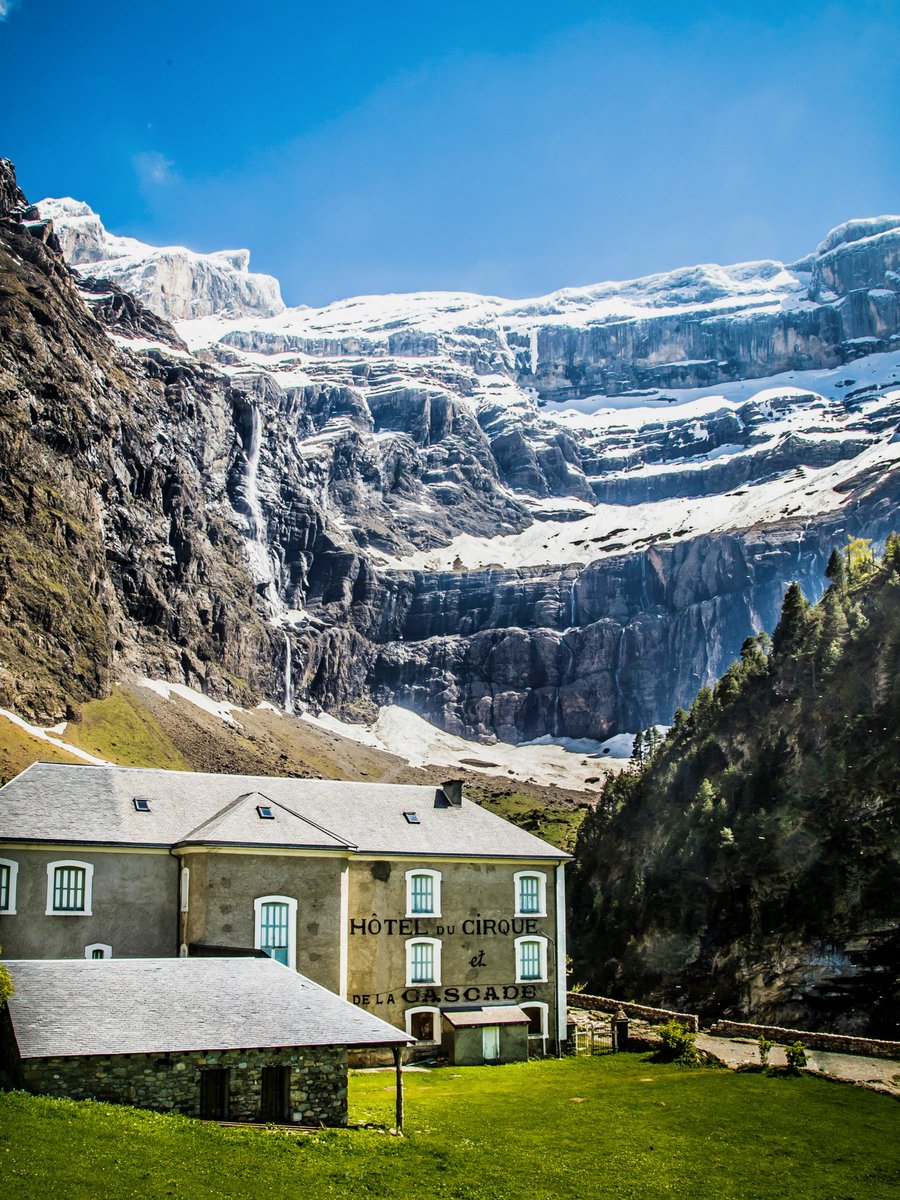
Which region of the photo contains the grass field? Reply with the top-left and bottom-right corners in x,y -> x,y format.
2,1055 -> 898,1199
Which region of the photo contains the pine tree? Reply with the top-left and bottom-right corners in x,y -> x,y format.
825,547 -> 845,592
772,582 -> 810,657
631,728 -> 645,768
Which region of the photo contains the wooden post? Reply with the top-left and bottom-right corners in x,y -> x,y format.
393,1045 -> 404,1133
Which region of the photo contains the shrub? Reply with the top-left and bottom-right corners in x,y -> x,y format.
785,1042 -> 808,1073
757,1035 -> 773,1068
0,948 -> 12,1008
655,1019 -> 699,1065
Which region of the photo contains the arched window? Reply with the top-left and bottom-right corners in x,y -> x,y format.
514,871 -> 547,917
0,858 -> 19,914
521,1001 -> 549,1040
405,937 -> 442,986
405,1006 -> 441,1044
85,943 -> 112,960
405,868 -> 441,917
514,935 -> 548,983
254,896 -> 298,970
46,860 -> 94,915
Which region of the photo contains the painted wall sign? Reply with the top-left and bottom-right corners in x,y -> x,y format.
349,916 -> 541,936
351,983 -> 540,1007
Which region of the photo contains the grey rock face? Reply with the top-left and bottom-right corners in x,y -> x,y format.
36,197 -> 285,321
4,161 -> 900,746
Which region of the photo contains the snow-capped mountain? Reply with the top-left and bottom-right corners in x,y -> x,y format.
37,197 -> 284,320
6,169 -> 898,744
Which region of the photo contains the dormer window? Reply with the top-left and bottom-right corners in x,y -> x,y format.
403,812 -> 420,824
257,805 -> 274,819
133,797 -> 151,812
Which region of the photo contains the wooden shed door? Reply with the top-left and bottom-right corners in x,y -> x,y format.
482,1025 -> 500,1062
261,1065 -> 291,1122
199,1068 -> 229,1119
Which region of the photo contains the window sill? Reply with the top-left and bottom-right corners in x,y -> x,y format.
45,909 -> 92,917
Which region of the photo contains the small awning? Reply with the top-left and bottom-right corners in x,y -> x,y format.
443,1005 -> 531,1028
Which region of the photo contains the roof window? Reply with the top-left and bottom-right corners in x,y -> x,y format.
403,811 -> 420,824
133,797 -> 151,812
257,805 -> 275,820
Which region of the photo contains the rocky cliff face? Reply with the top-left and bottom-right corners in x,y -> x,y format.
37,198 -> 284,321
4,161 -> 900,749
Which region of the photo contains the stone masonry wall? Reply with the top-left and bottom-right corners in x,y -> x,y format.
707,1021 -> 900,1061
567,992 -> 700,1032
19,1045 -> 348,1125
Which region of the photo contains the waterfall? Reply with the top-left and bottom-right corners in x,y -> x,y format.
242,404 -> 279,612
529,327 -> 539,376
283,632 -> 294,715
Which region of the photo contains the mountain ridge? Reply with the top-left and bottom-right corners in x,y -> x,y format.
1,158 -> 897,754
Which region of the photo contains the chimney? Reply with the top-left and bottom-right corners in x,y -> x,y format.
441,779 -> 463,807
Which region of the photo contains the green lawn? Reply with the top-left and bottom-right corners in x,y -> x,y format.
2,1055 -> 898,1199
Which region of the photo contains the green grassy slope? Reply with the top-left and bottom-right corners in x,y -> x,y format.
1,1057 -> 897,1200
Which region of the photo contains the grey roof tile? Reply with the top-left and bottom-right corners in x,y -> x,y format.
6,957 -> 409,1058
0,763 -> 568,860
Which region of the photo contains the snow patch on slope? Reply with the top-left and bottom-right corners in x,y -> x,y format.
301,704 -> 628,791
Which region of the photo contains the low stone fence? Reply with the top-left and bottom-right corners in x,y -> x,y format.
567,992 -> 699,1033
707,1020 -> 900,1061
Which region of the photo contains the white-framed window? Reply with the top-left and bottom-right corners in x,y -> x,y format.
405,868 -> 442,917
515,935 -> 548,983
405,937 -> 441,986
405,1006 -> 441,1044
254,895 -> 297,970
85,943 -> 112,959
521,1001 -> 549,1039
180,867 -> 190,912
0,858 -> 19,914
514,871 -> 547,917
46,860 -> 94,915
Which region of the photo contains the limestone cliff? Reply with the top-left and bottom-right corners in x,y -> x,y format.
3,160 -> 900,753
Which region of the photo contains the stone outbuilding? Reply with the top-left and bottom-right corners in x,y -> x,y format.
0,956 -> 409,1124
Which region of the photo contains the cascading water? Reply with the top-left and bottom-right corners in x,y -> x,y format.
243,404 -> 280,613
283,632 -> 294,714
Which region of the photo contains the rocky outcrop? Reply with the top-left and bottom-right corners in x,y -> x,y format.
36,197 -> 284,320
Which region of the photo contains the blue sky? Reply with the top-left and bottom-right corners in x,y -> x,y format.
2,1 -> 898,306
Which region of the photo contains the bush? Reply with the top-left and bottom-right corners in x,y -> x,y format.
757,1035 -> 773,1068
0,948 -> 12,1009
655,1019 -> 699,1065
785,1042 -> 807,1073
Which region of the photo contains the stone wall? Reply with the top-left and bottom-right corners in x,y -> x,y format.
567,991 -> 700,1032
18,1044 -> 348,1125
707,1020 -> 900,1061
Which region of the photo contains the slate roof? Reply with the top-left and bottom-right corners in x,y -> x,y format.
5,958 -> 410,1058
0,763 -> 568,860
443,1005 -> 531,1028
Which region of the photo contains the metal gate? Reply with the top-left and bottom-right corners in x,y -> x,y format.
573,1026 -> 613,1056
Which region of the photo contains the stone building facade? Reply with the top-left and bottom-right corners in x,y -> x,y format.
0,764 -> 569,1061
1,957 -> 406,1123
13,1045 -> 347,1124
